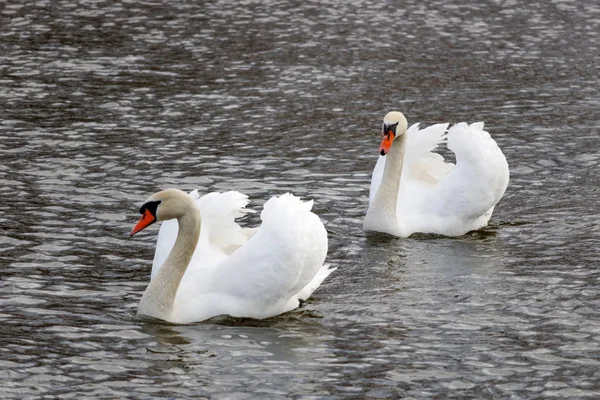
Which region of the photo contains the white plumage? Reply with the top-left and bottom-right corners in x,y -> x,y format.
144,190 -> 333,324
365,112 -> 509,237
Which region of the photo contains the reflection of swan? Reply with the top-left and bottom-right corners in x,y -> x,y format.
364,111 -> 509,237
130,189 -> 334,324
141,320 -> 329,363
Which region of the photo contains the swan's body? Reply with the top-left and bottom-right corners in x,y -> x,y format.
131,189 -> 333,324
364,111 -> 509,237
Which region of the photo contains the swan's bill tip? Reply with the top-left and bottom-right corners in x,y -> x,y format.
130,209 -> 157,236
378,131 -> 395,155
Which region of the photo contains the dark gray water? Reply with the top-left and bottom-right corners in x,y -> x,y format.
1,0 -> 600,398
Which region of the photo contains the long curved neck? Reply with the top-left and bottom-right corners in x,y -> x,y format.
138,206 -> 201,322
364,134 -> 407,234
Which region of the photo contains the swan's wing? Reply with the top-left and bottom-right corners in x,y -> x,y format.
403,122 -> 453,184
150,190 -> 253,279
199,193 -> 329,319
196,191 -> 254,255
445,122 -> 509,214
413,122 -> 509,229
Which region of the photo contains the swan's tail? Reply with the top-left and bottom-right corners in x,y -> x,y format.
294,264 -> 336,302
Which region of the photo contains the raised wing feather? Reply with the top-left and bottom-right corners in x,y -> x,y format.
403,122 -> 452,184
197,191 -> 254,254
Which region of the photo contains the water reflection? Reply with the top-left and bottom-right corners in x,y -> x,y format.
142,319 -> 330,363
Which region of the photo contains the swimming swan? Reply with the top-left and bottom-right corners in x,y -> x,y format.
131,188 -> 334,323
363,111 -> 509,237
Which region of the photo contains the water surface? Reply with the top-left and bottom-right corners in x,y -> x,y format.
1,0 -> 600,398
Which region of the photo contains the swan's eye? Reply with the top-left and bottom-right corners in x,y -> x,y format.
384,122 -> 399,135
139,200 -> 161,217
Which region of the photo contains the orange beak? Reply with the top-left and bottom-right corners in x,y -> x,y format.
130,209 -> 156,237
378,130 -> 395,156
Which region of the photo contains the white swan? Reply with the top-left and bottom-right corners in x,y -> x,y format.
363,111 -> 509,237
130,188 -> 334,324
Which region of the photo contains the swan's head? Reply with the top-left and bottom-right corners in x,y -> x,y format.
130,188 -> 190,236
379,111 -> 408,156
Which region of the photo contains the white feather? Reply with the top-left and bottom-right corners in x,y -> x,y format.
149,191 -> 332,323
366,116 -> 509,237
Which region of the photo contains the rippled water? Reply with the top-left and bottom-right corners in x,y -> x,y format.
1,0 -> 600,398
